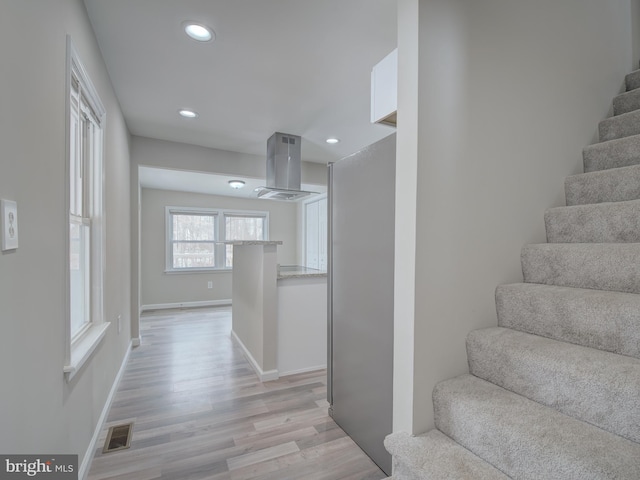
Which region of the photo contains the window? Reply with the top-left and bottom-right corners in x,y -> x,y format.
64,37 -> 108,380
166,207 -> 268,271
170,212 -> 217,269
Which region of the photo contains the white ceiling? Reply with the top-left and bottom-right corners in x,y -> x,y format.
83,0 -> 398,171
138,166 -> 326,200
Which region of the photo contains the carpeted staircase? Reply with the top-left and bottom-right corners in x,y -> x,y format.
384,66 -> 640,479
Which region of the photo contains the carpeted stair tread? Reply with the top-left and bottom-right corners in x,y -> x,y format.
613,87 -> 640,115
467,327 -> 640,443
496,283 -> 640,359
599,108 -> 640,142
521,243 -> 640,293
544,199 -> 640,243
384,430 -> 509,480
626,69 -> 640,91
583,133 -> 640,172
565,163 -> 640,205
433,375 -> 640,480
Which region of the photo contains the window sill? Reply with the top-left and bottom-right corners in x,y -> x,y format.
64,322 -> 110,381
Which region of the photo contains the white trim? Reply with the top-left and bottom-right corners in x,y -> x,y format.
279,365 -> 327,377
64,322 -> 110,381
230,330 -> 279,382
140,299 -> 231,312
131,337 -> 141,347
78,340 -> 132,480
67,37 -> 106,123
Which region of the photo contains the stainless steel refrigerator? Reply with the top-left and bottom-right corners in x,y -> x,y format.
327,133 -> 395,475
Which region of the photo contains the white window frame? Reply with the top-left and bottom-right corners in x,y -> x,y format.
165,207 -> 219,272
165,206 -> 269,273
64,36 -> 109,381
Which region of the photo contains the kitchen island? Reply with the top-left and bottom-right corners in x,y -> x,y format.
277,266 -> 327,377
229,241 -> 326,381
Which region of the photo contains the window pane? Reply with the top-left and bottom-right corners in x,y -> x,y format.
225,216 -> 264,240
70,223 -> 90,338
173,242 -> 215,268
69,106 -> 83,217
225,215 -> 265,267
172,214 -> 215,241
225,244 -> 233,268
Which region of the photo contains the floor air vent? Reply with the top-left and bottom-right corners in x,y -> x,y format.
103,422 -> 133,453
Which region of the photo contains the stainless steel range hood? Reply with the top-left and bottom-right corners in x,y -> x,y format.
256,132 -> 317,201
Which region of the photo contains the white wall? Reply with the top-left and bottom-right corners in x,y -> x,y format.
395,0 -> 640,435
140,188 -> 298,307
0,0 -> 131,470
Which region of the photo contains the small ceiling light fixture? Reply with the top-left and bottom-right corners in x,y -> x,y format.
228,180 -> 246,189
183,22 -> 215,42
326,137 -> 340,144
179,109 -> 198,118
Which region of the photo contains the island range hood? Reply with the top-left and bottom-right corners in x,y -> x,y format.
256,132 -> 317,201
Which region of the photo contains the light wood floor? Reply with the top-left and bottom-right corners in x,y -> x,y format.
87,307 -> 386,480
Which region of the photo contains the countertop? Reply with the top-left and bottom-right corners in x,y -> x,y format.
222,240 -> 283,246
277,265 -> 327,280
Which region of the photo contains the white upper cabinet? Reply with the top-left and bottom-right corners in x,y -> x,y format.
370,48 -> 397,127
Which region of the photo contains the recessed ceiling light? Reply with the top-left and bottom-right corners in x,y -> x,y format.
326,137 -> 340,144
183,22 -> 214,42
228,180 -> 246,189
179,109 -> 198,118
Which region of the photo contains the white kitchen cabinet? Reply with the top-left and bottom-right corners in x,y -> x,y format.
370,48 -> 397,126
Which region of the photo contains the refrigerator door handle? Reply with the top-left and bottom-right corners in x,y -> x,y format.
327,162 -> 334,407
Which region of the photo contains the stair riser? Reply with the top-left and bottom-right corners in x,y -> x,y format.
565,164 -> 640,205
521,243 -> 640,294
390,460 -> 420,480
626,70 -> 640,91
583,134 -> 640,172
496,284 -> 640,359
433,376 -> 640,480
467,328 -> 640,443
545,200 -> 640,243
614,89 -> 640,115
599,109 -> 640,142
385,431 -> 509,480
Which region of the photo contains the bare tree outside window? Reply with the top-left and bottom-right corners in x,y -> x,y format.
225,215 -> 265,267
171,214 -> 216,268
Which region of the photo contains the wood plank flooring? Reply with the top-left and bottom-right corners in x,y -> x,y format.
87,307 -> 386,480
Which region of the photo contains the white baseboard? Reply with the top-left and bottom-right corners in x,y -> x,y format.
279,364 -> 327,377
230,330 -> 279,382
79,340 -> 132,480
141,299 -> 231,312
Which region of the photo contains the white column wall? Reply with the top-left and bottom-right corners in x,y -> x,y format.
395,0 -> 640,435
